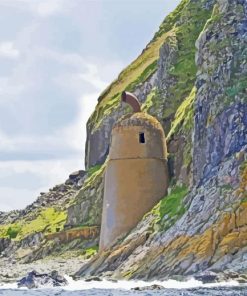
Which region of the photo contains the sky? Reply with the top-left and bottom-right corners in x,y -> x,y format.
0,0 -> 180,211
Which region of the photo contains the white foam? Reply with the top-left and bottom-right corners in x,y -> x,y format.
62,276 -> 241,291
0,276 -> 241,291
0,282 -> 18,289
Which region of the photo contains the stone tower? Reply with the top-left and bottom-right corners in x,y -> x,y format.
99,91 -> 168,251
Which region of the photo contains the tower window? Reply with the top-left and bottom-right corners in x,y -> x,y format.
139,132 -> 145,143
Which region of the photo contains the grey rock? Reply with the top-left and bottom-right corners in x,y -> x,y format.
194,271 -> 223,284
17,270 -> 68,289
132,284 -> 165,291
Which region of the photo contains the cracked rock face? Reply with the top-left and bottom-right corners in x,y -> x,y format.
193,0 -> 247,186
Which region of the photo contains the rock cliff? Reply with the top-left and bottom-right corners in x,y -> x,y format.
0,169 -> 100,265
0,0 -> 246,281
76,0 -> 247,279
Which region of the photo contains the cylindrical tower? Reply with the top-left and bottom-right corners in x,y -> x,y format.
99,92 -> 168,251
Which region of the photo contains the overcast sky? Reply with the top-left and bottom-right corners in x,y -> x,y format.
0,0 -> 180,211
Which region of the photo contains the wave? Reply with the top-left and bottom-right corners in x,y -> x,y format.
63,277 -> 241,290
0,276 -> 241,291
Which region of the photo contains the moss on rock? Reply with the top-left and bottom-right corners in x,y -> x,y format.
0,208 -> 67,240
145,185 -> 188,231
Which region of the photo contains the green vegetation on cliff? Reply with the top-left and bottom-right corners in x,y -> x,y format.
137,0 -> 212,123
167,87 -> 196,168
86,0 -> 214,188
171,3 -> 211,80
64,162 -> 106,230
168,87 -> 196,139
160,1 -> 211,120
0,208 -> 67,240
6,225 -> 21,239
89,30 -> 171,130
88,0 -> 212,131
146,185 -> 188,231
84,163 -> 106,189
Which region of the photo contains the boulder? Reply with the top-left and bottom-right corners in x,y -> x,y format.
194,271 -> 222,284
17,270 -> 68,289
69,170 -> 86,181
84,276 -> 102,282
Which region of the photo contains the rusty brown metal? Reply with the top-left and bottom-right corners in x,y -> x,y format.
121,91 -> 141,113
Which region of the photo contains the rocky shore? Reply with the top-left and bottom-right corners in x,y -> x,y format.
0,256 -> 86,283
1,253 -> 247,287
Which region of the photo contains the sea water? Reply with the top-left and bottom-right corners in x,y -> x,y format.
0,277 -> 247,295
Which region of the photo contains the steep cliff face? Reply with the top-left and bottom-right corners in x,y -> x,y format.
193,0 -> 247,186
85,0 -> 214,176
69,0 -> 216,246
76,0 -> 247,279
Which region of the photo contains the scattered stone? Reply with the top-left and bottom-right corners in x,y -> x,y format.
69,170 -> 86,180
84,276 -> 102,282
65,179 -> 74,185
132,284 -> 164,291
59,185 -> 67,192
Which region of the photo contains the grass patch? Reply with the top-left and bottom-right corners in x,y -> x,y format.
141,88 -> 156,112
87,164 -> 103,177
89,30 -> 172,130
83,246 -> 98,258
154,0 -> 189,39
0,224 -> 13,239
164,0 -> 212,119
167,87 -> 196,170
84,162 -> 106,189
150,185 -> 188,231
6,225 -> 21,239
168,87 -> 196,139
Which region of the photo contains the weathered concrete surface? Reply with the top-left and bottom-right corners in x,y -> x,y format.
100,112 -> 168,251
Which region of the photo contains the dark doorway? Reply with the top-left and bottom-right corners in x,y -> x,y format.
139,132 -> 145,143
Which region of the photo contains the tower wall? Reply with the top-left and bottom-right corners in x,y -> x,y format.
99,118 -> 168,251
110,125 -> 167,160
100,158 -> 168,251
